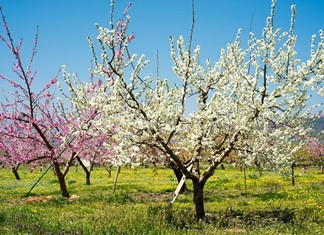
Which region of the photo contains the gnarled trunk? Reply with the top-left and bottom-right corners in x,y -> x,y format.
53,161 -> 70,198
192,180 -> 205,220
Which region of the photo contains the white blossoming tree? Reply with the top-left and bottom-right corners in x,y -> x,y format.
65,0 -> 323,219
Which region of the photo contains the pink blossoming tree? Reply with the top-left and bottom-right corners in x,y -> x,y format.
307,138 -> 324,173
0,7 -> 72,197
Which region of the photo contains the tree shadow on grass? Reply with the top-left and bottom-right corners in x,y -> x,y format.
253,191 -> 288,201
210,207 -> 296,228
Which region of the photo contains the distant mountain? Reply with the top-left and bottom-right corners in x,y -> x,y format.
313,116 -> 324,134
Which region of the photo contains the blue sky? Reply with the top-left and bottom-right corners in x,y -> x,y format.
0,0 -> 323,111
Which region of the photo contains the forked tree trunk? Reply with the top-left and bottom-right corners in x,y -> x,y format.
192,180 -> 206,220
63,153 -> 77,177
76,156 -> 91,185
53,161 -> 70,198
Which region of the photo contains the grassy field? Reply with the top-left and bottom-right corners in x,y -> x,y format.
0,165 -> 323,234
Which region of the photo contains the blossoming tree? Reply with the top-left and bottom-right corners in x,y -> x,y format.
307,138 -> 324,173
0,7 -> 74,197
65,0 -> 323,219
58,63 -> 119,185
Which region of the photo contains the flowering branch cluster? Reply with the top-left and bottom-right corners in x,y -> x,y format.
61,0 -> 323,217
1,0 -> 322,215
0,7 -> 63,167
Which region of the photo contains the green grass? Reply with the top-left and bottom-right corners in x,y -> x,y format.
0,165 -> 323,234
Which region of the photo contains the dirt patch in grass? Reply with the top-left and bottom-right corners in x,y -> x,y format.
21,195 -> 54,203
21,194 -> 80,204
133,192 -> 171,202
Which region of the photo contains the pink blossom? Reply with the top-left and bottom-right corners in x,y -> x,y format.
98,79 -> 102,87
115,49 -> 123,59
123,2 -> 133,17
102,68 -> 109,73
50,78 -> 57,84
128,33 -> 136,43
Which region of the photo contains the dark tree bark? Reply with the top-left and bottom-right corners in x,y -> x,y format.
291,161 -> 296,186
12,164 -> 21,180
53,161 -> 70,198
192,180 -> 206,220
76,156 -> 91,185
85,172 -> 90,185
169,161 -> 188,193
172,167 -> 188,193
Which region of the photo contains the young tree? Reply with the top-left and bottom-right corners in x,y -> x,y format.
0,133 -> 47,180
58,64 -> 119,185
65,0 -> 324,219
0,7 -> 71,197
0,141 -> 22,180
68,129 -> 113,185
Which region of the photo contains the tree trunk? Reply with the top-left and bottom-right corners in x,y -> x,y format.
243,164 -> 247,196
169,160 -> 188,193
53,161 -> 70,198
113,165 -> 121,193
172,166 -> 188,193
63,153 -> 76,177
12,165 -> 21,180
106,165 -> 112,178
76,156 -> 91,185
86,172 -> 91,185
255,160 -> 263,176
192,180 -> 205,220
291,161 -> 295,186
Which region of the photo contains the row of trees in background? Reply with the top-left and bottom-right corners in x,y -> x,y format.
0,0 -> 323,220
